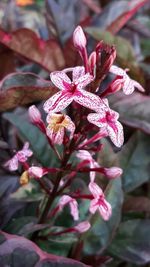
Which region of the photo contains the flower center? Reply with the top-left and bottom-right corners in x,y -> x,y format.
48,114 -> 69,133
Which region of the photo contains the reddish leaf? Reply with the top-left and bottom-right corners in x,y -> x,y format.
109,91 -> 150,134
0,28 -> 65,72
0,231 -> 90,267
0,72 -> 58,111
106,0 -> 149,34
123,196 -> 150,213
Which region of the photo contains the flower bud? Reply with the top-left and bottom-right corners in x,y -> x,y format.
74,221 -> 91,233
28,166 -> 44,178
28,105 -> 41,124
104,167 -> 123,179
88,51 -> 96,75
73,26 -> 87,50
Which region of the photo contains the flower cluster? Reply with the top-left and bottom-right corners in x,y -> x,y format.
5,26 -> 144,235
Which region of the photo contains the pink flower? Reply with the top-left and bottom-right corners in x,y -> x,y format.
103,167 -> 123,179
110,65 -> 145,95
5,142 -> 33,171
87,99 -> 124,147
74,221 -> 91,233
46,113 -> 75,145
73,26 -> 87,51
43,66 -> 102,114
77,150 -> 99,182
88,182 -> 112,221
58,195 -> 79,221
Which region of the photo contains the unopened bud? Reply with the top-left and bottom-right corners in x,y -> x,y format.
104,167 -> 123,179
28,166 -> 44,178
73,26 -> 87,50
88,51 -> 96,75
28,105 -> 41,124
74,221 -> 91,233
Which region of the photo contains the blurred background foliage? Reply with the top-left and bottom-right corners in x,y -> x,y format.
0,0 -> 150,266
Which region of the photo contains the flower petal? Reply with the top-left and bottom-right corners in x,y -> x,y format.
69,199 -> 79,221
74,90 -> 103,112
89,198 -> 98,214
109,65 -> 125,76
89,182 -> 103,199
98,199 -> 112,221
107,120 -> 124,147
87,112 -> 107,127
43,91 -> 73,114
5,155 -> 19,171
50,71 -> 71,90
64,115 -> 75,140
72,66 -> 85,82
47,127 -> 64,145
76,73 -> 93,90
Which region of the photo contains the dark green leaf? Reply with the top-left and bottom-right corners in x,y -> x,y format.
119,132 -> 150,192
109,219 -> 150,265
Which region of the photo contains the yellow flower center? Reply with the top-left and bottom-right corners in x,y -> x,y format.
47,114 -> 69,133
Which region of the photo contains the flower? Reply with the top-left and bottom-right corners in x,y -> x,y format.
88,182 -> 112,220
74,221 -> 91,233
58,195 -> 79,221
43,66 -> 103,114
87,99 -> 124,147
46,113 -> 75,145
110,65 -> 145,95
5,142 -> 33,171
28,166 -> 47,179
77,150 -> 99,182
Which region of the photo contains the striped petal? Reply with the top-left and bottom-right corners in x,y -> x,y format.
50,71 -> 71,90
74,90 -> 103,112
72,66 -> 85,82
98,199 -> 112,221
89,182 -> 103,199
107,120 -> 124,147
43,91 -> 73,114
87,112 -> 107,127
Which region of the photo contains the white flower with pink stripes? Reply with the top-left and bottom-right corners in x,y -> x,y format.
89,182 -> 112,221
87,99 -> 124,147
110,65 -> 145,95
44,66 -> 102,114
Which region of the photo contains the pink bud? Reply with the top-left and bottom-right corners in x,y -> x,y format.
73,26 -> 87,50
104,167 -> 123,179
28,166 -> 45,178
28,105 -> 41,124
74,221 -> 91,233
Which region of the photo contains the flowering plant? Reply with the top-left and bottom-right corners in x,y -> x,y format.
3,24 -> 145,264
0,1 -> 150,266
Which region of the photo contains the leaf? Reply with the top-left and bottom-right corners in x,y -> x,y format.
0,231 -> 90,267
0,72 -> 58,111
108,219 -> 150,265
0,173 -> 25,228
119,132 -> 150,192
109,91 -> 150,135
3,112 -> 57,167
0,28 -> 65,72
106,0 -> 149,34
83,178 -> 123,255
123,196 -> 150,213
37,234 -> 77,257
